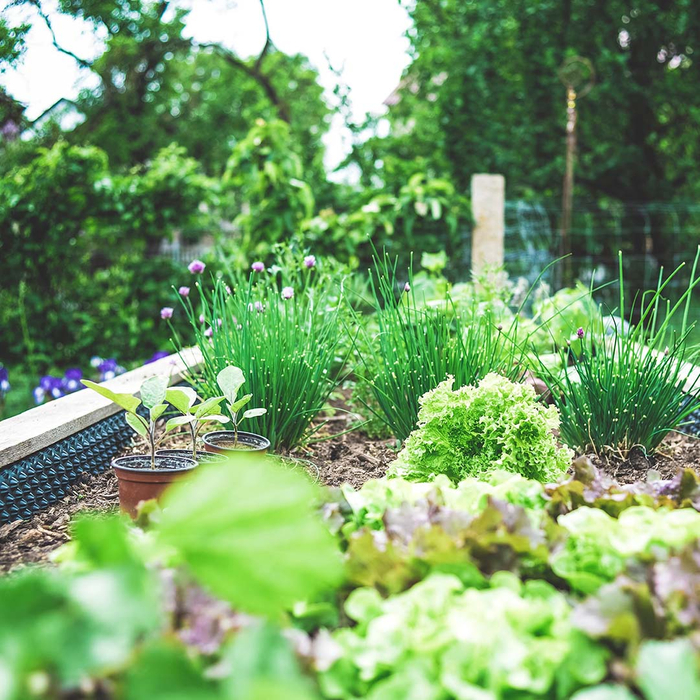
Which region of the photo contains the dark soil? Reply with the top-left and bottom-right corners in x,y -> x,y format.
586,431 -> 700,484
115,454 -> 197,471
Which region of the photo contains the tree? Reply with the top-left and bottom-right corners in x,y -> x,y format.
356,0 -> 700,262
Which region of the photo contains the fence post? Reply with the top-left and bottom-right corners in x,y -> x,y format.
471,174 -> 505,274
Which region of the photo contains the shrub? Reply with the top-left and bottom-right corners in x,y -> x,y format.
389,373 -> 572,483
174,255 -> 346,449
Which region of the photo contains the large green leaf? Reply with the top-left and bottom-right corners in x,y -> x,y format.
637,639 -> 700,700
166,387 -> 198,415
194,396 -> 227,419
150,403 -> 168,423
222,623 -> 319,700
157,455 -> 342,616
230,394 -> 252,414
243,408 -> 267,420
141,376 -> 169,410
217,366 -> 245,405
81,379 -> 141,414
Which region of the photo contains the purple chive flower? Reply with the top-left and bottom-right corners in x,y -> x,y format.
204,326 -> 213,338
251,261 -> 265,273
161,307 -> 174,320
404,282 -> 411,293
178,286 -> 190,297
0,367 -> 9,394
188,259 -> 206,274
281,286 -> 294,300
198,313 -> 206,324
304,255 -> 316,269
576,327 -> 585,339
255,301 -> 264,312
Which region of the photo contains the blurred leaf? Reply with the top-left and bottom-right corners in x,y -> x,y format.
636,639 -> 700,700
158,454 -> 343,615
141,376 -> 169,410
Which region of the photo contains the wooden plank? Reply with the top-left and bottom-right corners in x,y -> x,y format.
0,347 -> 203,469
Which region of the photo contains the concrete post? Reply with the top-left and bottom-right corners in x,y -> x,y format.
471,174 -> 505,274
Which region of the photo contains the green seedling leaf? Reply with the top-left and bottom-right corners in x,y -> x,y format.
125,412 -> 149,438
141,376 -> 169,410
81,380 -> 141,414
194,396 -> 226,419
201,414 -> 229,425
158,454 -> 342,616
636,639 -> 700,700
150,403 -> 168,423
243,408 -> 267,419
230,394 -> 253,414
166,415 -> 196,431
166,387 -> 198,415
217,366 -> 245,405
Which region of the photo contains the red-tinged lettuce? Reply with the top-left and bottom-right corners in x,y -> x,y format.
388,373 -> 572,483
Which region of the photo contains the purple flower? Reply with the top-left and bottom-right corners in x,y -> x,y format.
97,358 -> 123,382
188,259 -> 206,274
576,327 -> 585,339
204,326 -> 213,338
1,120 -> 20,141
33,387 -> 45,404
146,351 -> 170,365
161,307 -> 174,320
0,367 -> 9,394
255,301 -> 264,312
39,375 -> 64,400
64,368 -> 83,392
281,286 -> 294,300
198,313 -> 206,324
178,286 -> 190,297
251,261 -> 265,273
304,255 -> 316,269
404,282 -> 411,293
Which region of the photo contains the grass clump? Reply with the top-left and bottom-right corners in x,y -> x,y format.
389,373 -> 572,483
537,250 -> 700,457
355,253 -> 527,442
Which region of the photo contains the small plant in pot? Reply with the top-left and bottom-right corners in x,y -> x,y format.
202,366 -> 270,454
82,376 -> 196,517
155,387 -> 229,464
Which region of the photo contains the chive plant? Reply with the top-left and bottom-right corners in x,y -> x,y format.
172,262 -> 346,450
537,250 -> 700,457
354,253 -> 528,441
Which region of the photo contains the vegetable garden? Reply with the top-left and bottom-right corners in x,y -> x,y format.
3,246 -> 700,699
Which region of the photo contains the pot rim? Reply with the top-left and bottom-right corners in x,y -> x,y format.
202,430 -> 271,450
112,453 -> 198,474
155,448 -> 228,462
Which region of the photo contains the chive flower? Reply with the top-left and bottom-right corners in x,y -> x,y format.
161,307 -> 174,320
281,286 -> 294,300
304,255 -> 316,269
576,327 -> 585,339
204,326 -> 213,338
251,261 -> 265,273
404,282 -> 411,293
199,314 -> 206,324
188,260 -> 206,274
178,286 -> 190,297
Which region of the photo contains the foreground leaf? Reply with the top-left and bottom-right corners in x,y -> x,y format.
158,454 -> 343,615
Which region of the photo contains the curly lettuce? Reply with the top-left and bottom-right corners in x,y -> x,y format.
389,373 -> 572,483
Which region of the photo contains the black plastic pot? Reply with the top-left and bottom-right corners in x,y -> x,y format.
112,454 -> 197,518
155,448 -> 227,464
202,430 -> 271,455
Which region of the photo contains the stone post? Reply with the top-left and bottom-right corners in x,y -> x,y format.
471,174 -> 505,274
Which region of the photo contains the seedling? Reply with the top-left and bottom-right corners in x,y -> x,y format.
217,366 -> 267,445
82,376 -> 172,469
164,387 -> 230,459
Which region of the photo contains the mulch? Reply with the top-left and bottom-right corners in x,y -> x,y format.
2,410 -> 700,574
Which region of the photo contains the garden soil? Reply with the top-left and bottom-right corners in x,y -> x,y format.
3,418 -> 700,573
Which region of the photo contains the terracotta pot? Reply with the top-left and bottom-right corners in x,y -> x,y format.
202,430 -> 271,455
112,454 -> 197,518
155,448 -> 227,464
